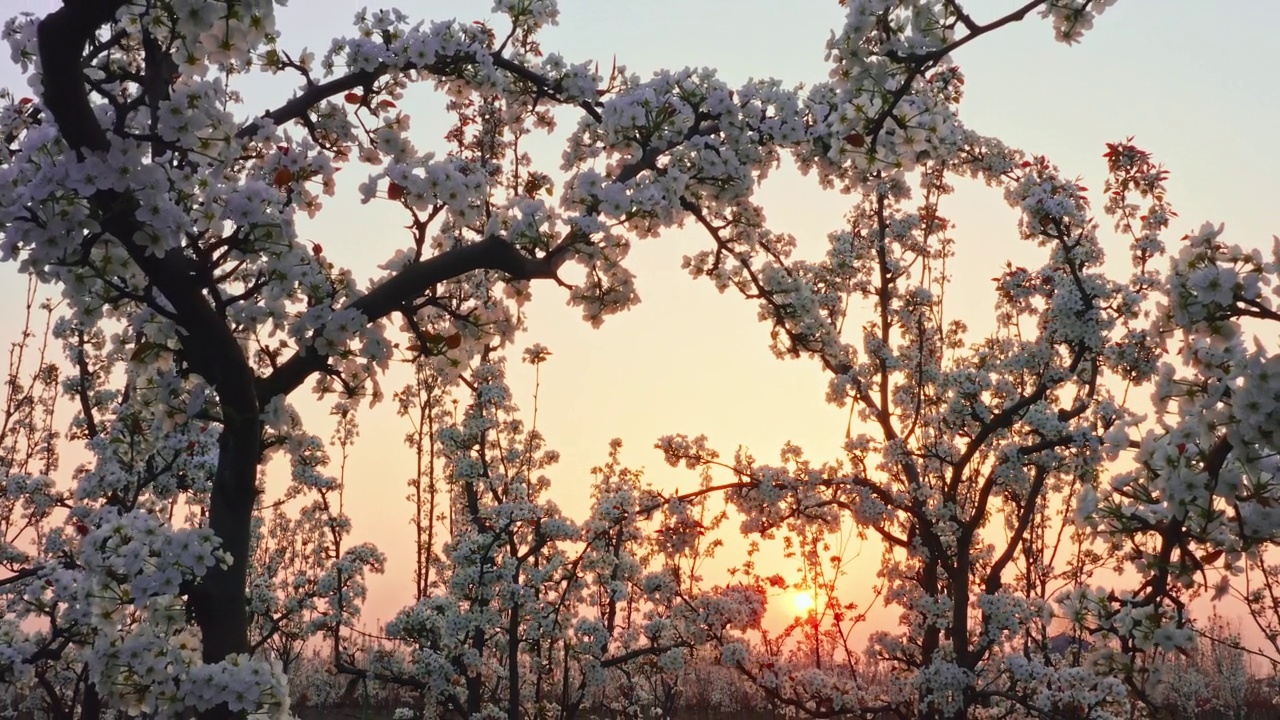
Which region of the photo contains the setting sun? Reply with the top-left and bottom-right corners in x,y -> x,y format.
792,591 -> 816,615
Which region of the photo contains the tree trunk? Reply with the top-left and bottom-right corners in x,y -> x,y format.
192,411 -> 262,669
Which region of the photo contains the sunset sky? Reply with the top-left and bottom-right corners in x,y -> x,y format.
1,1 -> 1278,638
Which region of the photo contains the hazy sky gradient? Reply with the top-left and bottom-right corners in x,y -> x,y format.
1,1 -> 1277,634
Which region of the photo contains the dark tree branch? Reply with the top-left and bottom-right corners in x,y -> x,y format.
257,231 -> 580,400
238,49 -> 604,141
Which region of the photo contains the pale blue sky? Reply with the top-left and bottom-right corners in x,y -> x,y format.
1,1 -> 1277,629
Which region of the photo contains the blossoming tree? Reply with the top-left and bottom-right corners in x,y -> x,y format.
1,0 -> 1277,719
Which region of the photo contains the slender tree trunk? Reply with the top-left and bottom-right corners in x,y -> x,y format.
77,678 -> 101,720
467,658 -> 484,715
192,368 -> 263,720
194,415 -> 260,664
508,604 -> 522,720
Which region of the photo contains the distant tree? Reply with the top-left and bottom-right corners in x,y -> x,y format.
657,111 -> 1278,720
1151,615 -> 1249,719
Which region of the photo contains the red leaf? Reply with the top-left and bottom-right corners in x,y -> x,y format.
387,181 -> 405,201
344,91 -> 363,105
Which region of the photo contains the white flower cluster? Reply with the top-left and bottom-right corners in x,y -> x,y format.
492,0 -> 560,33
1039,0 -> 1119,44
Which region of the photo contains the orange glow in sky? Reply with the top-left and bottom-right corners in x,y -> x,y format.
792,590 -> 816,617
